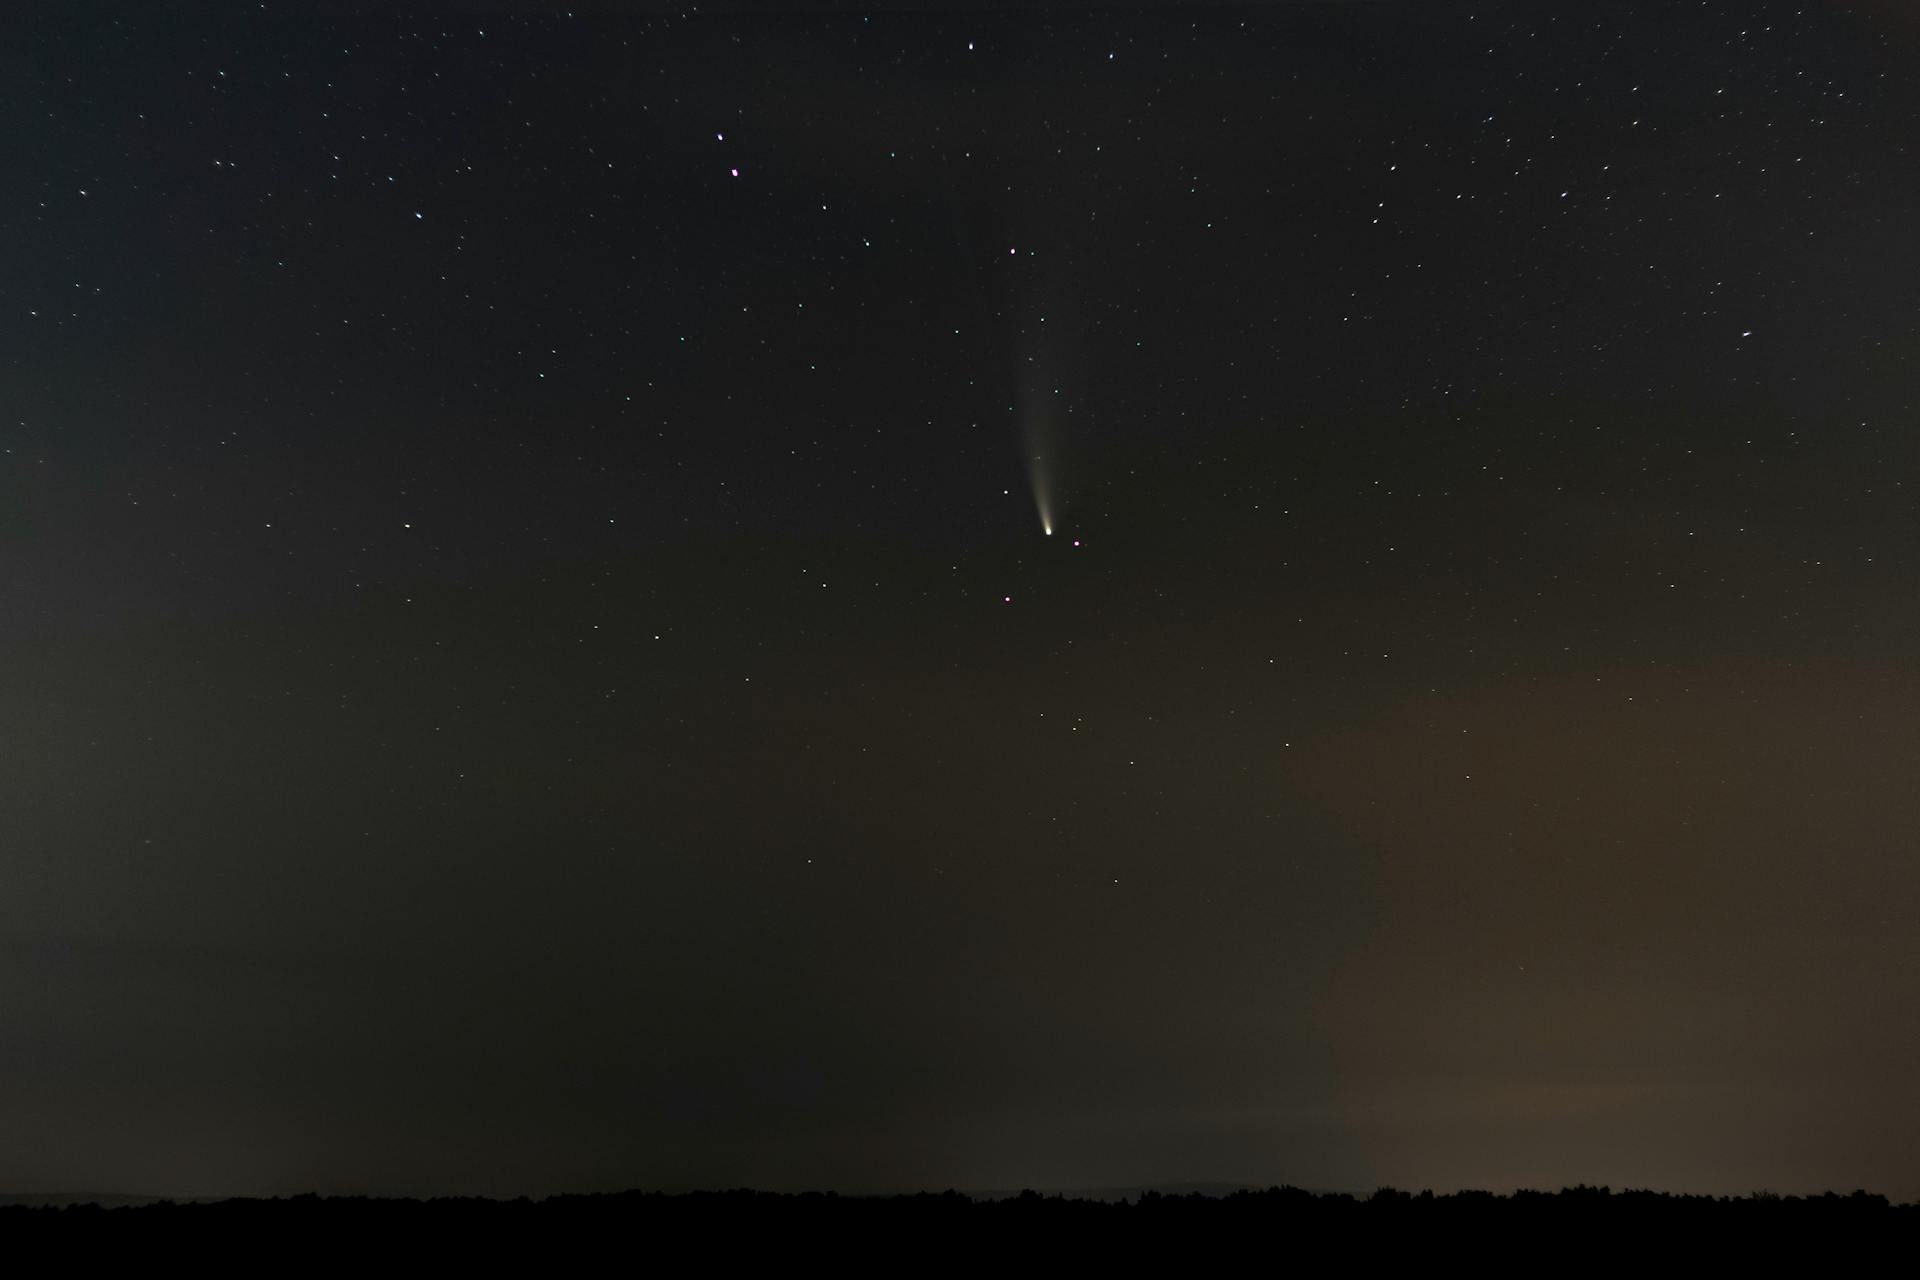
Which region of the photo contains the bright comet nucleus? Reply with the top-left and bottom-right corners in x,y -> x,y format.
1029,454 -> 1054,539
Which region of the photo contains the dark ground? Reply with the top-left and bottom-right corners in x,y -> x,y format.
6,1184 -> 1910,1257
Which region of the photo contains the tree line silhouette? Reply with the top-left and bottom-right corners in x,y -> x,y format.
5,1183 -> 1909,1256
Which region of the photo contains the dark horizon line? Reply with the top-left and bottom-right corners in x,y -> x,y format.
6,1183 -> 1913,1210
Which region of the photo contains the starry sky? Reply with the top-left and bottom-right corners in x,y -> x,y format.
5,1 -> 1918,1200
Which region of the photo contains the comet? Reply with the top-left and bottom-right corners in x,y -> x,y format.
1029,451 -> 1054,537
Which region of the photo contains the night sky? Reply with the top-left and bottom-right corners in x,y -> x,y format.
6,1 -> 1918,1200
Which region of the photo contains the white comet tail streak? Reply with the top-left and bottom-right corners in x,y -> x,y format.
1029,453 -> 1053,539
